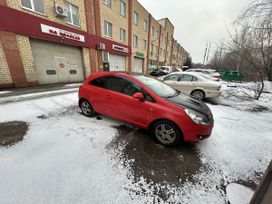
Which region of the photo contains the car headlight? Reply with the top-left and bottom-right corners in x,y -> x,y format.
184,108 -> 211,125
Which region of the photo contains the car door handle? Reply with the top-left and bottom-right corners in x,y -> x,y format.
106,94 -> 111,98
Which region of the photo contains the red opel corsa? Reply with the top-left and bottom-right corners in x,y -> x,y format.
78,72 -> 214,146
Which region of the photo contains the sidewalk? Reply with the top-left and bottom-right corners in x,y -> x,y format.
0,83 -> 81,104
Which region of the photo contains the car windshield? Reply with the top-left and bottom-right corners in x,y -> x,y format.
134,75 -> 177,98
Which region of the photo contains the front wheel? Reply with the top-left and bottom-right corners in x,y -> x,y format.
80,99 -> 96,117
151,120 -> 182,147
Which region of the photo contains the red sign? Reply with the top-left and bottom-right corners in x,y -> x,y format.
59,63 -> 65,68
41,24 -> 85,42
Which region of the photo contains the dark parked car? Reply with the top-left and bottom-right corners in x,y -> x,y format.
79,72 -> 214,147
149,68 -> 168,76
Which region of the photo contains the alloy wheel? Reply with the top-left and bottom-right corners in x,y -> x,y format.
155,124 -> 176,145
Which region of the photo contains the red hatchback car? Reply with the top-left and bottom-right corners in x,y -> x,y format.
78,72 -> 214,146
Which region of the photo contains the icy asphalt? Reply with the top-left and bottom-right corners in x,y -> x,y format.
0,84 -> 271,203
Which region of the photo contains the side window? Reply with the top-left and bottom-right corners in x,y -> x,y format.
192,76 -> 198,81
89,77 -> 107,88
179,74 -> 193,82
108,77 -> 130,93
164,74 -> 180,81
123,83 -> 140,96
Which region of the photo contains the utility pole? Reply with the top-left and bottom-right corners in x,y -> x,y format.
206,42 -> 211,65
203,42 -> 208,66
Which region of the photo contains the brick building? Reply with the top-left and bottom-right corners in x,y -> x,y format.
0,0 -> 189,88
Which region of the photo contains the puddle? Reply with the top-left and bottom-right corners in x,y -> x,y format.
108,124 -> 202,200
0,121 -> 28,147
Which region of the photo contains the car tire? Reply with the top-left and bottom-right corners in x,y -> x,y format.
151,120 -> 182,147
191,90 -> 205,100
79,99 -> 96,117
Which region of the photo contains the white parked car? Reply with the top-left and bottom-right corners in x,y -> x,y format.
185,68 -> 221,80
159,66 -> 173,74
160,72 -> 221,100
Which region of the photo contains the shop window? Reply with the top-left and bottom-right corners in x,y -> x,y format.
102,51 -> 109,62
64,2 -> 80,26
21,0 -> 45,14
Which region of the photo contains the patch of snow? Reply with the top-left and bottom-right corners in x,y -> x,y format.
0,90 -> 271,203
0,88 -> 78,103
64,83 -> 82,87
0,91 -> 12,95
214,81 -> 272,111
0,93 -> 78,122
226,183 -> 254,204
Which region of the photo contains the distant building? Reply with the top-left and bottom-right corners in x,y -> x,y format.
0,0 -> 189,88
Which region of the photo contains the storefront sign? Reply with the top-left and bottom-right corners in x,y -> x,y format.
135,52 -> 144,58
41,24 -> 85,42
112,44 -> 129,53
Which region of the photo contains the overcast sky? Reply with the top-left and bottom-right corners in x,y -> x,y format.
138,0 -> 251,64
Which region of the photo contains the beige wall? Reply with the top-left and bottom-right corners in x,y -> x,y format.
0,40 -> 13,85
149,16 -> 160,63
131,0 -> 149,71
100,0 -> 129,45
16,35 -> 38,82
7,0 -> 87,32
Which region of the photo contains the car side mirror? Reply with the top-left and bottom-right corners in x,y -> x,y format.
132,92 -> 145,101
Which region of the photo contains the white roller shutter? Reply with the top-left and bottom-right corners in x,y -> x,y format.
109,54 -> 126,71
30,39 -> 84,84
133,57 -> 144,73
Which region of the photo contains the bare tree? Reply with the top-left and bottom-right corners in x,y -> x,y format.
224,0 -> 272,99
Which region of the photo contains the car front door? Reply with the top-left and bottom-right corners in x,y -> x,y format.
163,74 -> 181,90
105,77 -> 153,127
176,74 -> 197,94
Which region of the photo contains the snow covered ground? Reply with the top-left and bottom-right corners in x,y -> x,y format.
0,81 -> 271,203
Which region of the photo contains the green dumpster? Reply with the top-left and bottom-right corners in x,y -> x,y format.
219,70 -> 244,81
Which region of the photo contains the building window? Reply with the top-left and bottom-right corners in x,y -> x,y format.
120,0 -> 126,17
133,11 -> 138,25
151,26 -> 154,35
120,28 -> 126,42
21,0 -> 45,14
104,21 -> 112,37
160,48 -> 162,55
155,46 -> 158,56
151,43 -> 154,54
133,35 -> 138,47
144,20 -> 148,31
143,39 -> 147,50
155,30 -> 159,39
103,0 -> 111,7
64,2 -> 80,26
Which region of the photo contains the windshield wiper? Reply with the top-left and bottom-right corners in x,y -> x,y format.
165,90 -> 180,98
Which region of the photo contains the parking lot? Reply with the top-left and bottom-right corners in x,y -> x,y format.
0,82 -> 272,203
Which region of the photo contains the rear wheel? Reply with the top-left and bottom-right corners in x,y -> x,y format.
191,90 -> 205,100
80,99 -> 96,117
151,120 -> 182,147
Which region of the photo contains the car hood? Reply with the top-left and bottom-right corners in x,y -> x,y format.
166,93 -> 212,116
